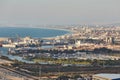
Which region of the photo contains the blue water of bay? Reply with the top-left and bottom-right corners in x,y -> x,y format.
0,27 -> 69,38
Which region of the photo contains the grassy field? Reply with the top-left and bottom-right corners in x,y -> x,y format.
33,58 -> 90,65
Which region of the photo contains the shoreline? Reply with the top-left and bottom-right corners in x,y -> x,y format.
0,26 -> 73,39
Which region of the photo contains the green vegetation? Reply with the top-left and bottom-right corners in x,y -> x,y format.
32,57 -> 120,66
91,59 -> 120,67
0,56 -> 12,61
33,58 -> 90,65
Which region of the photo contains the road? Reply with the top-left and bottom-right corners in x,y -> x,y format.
0,65 -> 38,80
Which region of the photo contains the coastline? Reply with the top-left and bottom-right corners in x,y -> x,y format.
0,26 -> 73,63
0,26 -> 73,39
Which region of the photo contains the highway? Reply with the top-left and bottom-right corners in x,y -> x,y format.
0,65 -> 38,80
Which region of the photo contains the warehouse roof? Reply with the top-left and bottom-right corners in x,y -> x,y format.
93,73 -> 120,79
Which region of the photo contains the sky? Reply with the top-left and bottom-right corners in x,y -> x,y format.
0,0 -> 120,25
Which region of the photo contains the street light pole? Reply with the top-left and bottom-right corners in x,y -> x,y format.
39,65 -> 41,80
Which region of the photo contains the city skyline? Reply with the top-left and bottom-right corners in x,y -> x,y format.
0,0 -> 120,25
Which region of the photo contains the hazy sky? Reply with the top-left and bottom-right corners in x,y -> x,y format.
0,0 -> 120,25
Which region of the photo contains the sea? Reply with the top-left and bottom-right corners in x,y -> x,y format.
0,27 -> 70,63
0,27 -> 69,38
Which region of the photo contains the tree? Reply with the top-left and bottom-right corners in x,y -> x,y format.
56,75 -> 70,80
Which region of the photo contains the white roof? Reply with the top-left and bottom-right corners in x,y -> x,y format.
94,73 -> 120,79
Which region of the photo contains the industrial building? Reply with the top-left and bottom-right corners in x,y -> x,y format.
92,73 -> 120,80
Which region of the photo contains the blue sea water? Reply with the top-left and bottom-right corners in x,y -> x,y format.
0,27 -> 69,38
